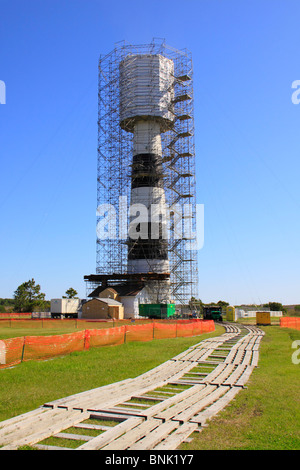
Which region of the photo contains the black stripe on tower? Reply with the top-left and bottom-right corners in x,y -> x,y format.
128,222 -> 168,260
131,153 -> 163,189
128,152 -> 168,261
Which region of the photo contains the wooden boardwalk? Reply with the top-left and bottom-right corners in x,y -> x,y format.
0,323 -> 264,450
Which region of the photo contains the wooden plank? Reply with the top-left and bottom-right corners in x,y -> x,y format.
74,423 -> 112,431
156,386 -> 187,392
63,381 -> 143,411
1,410 -> 90,450
55,432 -> 93,441
0,408 -> 78,446
222,365 -> 246,386
131,395 -> 163,402
6,410 -> 89,447
34,444 -> 72,450
251,351 -> 260,366
102,418 -> 163,450
245,338 -> 256,351
196,360 -> 221,366
234,365 -> 255,387
177,348 -> 202,362
169,379 -> 203,386
224,349 -> 238,363
142,384 -> 206,419
155,385 -> 216,422
44,378 -> 133,409
95,407 -> 142,417
0,407 -> 47,432
154,422 -> 198,450
210,364 -> 236,385
184,372 -> 208,377
173,386 -> 230,423
231,349 -> 245,364
191,386 -> 240,425
121,401 -> 150,408
203,363 -> 229,383
241,350 -> 253,365
89,411 -> 130,422
76,416 -> 144,450
48,379 -> 137,413
128,420 -> 180,450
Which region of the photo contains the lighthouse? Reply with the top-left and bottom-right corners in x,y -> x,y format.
119,54 -> 175,301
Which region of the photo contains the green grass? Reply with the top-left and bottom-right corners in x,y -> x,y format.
0,327 -> 222,423
0,319 -> 130,340
236,317 -> 281,325
180,326 -> 300,450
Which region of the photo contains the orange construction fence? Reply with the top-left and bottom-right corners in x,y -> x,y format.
0,319 -> 214,369
280,317 -> 300,330
0,313 -> 32,319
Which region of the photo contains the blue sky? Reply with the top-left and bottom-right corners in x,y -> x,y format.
0,0 -> 299,305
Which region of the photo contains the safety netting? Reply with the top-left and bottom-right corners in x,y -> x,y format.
0,337 -> 25,368
23,331 -> 86,362
280,317 -> 300,330
154,322 -> 177,340
0,313 -> 31,319
0,319 -> 215,369
88,326 -> 125,348
125,323 -> 154,343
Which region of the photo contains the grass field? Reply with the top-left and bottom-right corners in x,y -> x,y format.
0,319 -> 152,340
0,324 -> 299,450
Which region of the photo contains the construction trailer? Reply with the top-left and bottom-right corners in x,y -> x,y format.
139,303 -> 176,319
50,298 -> 81,319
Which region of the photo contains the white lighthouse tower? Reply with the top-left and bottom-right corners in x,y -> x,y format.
119,54 -> 175,301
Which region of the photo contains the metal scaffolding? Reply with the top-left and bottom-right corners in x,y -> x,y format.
90,38 -> 198,306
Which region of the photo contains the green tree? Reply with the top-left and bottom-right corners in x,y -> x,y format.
217,300 -> 229,307
14,279 -> 46,312
266,302 -> 285,312
64,287 -> 78,299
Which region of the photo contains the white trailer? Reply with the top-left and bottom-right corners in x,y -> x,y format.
50,298 -> 81,318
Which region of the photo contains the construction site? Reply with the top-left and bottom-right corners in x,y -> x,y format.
0,37 -> 299,453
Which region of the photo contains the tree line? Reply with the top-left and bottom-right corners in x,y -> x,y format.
0,279 -> 78,313
190,297 -> 289,315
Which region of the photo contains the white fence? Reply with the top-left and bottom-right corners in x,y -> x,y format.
235,309 -> 282,319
